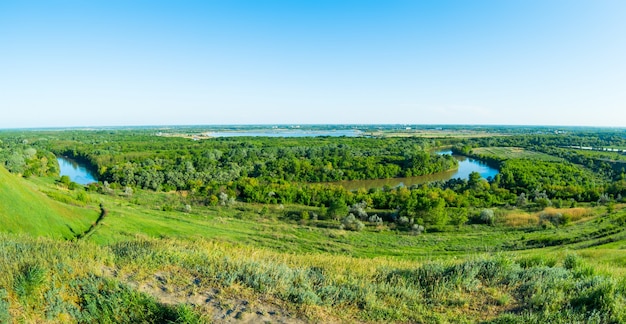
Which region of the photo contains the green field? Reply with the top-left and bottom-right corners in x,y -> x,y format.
472,147 -> 563,161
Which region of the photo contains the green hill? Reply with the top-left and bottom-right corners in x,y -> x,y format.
0,166 -> 97,239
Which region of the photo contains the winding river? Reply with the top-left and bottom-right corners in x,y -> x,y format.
330,151 -> 498,191
55,150 -> 497,190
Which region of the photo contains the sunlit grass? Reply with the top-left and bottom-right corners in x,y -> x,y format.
1,173 -> 625,322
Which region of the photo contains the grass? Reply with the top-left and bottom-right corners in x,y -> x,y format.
0,234 -> 624,323
503,207 -> 595,227
1,172 -> 626,322
0,166 -> 98,239
0,234 -> 203,323
20,177 -> 626,261
472,147 -> 563,161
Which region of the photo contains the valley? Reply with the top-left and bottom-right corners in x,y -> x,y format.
0,125 -> 625,323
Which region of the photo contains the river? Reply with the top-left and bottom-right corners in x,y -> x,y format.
57,157 -> 97,185
329,151 -> 498,191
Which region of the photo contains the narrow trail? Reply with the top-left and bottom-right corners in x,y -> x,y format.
74,203 -> 107,240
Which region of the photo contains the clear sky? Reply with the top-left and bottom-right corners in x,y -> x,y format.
1,0 -> 625,128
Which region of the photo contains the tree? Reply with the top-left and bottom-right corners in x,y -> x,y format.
449,208 -> 469,226
5,152 -> 25,174
327,198 -> 349,220
468,171 -> 483,189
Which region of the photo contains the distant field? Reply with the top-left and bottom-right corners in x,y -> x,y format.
571,148 -> 626,162
473,146 -> 563,161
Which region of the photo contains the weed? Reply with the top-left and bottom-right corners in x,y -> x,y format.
14,263 -> 47,303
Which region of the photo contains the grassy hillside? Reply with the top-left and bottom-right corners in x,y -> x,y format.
1,171 -> 625,322
0,166 -> 98,239
1,230 -> 625,322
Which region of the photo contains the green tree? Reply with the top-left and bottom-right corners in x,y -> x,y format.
327,198 -> 349,220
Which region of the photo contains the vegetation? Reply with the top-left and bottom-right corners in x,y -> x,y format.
0,125 -> 626,322
0,165 -> 98,239
1,233 -> 624,323
471,147 -> 564,162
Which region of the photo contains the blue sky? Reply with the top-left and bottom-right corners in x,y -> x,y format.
1,0 -> 625,128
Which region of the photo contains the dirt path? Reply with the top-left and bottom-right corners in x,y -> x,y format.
102,267 -> 312,323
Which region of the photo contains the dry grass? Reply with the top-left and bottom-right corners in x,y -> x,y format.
504,207 -> 594,227
504,212 -> 539,227
544,207 -> 594,222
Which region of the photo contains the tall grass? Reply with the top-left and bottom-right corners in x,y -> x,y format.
504,207 -> 595,227
0,233 -> 625,323
108,237 -> 626,322
0,234 -> 203,323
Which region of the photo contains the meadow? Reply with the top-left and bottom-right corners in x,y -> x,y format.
470,147 -> 564,162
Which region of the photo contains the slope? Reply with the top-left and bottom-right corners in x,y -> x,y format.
0,166 -> 98,239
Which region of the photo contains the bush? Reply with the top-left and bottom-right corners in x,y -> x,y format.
540,211 -> 569,227
397,216 -> 410,226
368,214 -> 383,224
411,224 -> 424,235
59,175 -> 71,187
342,214 -> 365,231
479,209 -> 495,225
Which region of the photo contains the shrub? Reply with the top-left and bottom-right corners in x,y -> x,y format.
350,201 -> 369,220
368,214 -> 383,224
563,254 -> 584,270
449,209 -> 469,226
397,216 -> 410,226
59,175 -> 71,187
479,209 -> 495,225
123,186 -> 134,197
342,214 -> 365,231
540,211 -> 568,227
411,224 -> 424,235
68,181 -> 80,190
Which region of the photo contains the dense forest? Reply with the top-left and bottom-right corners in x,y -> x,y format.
43,133 -> 457,185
